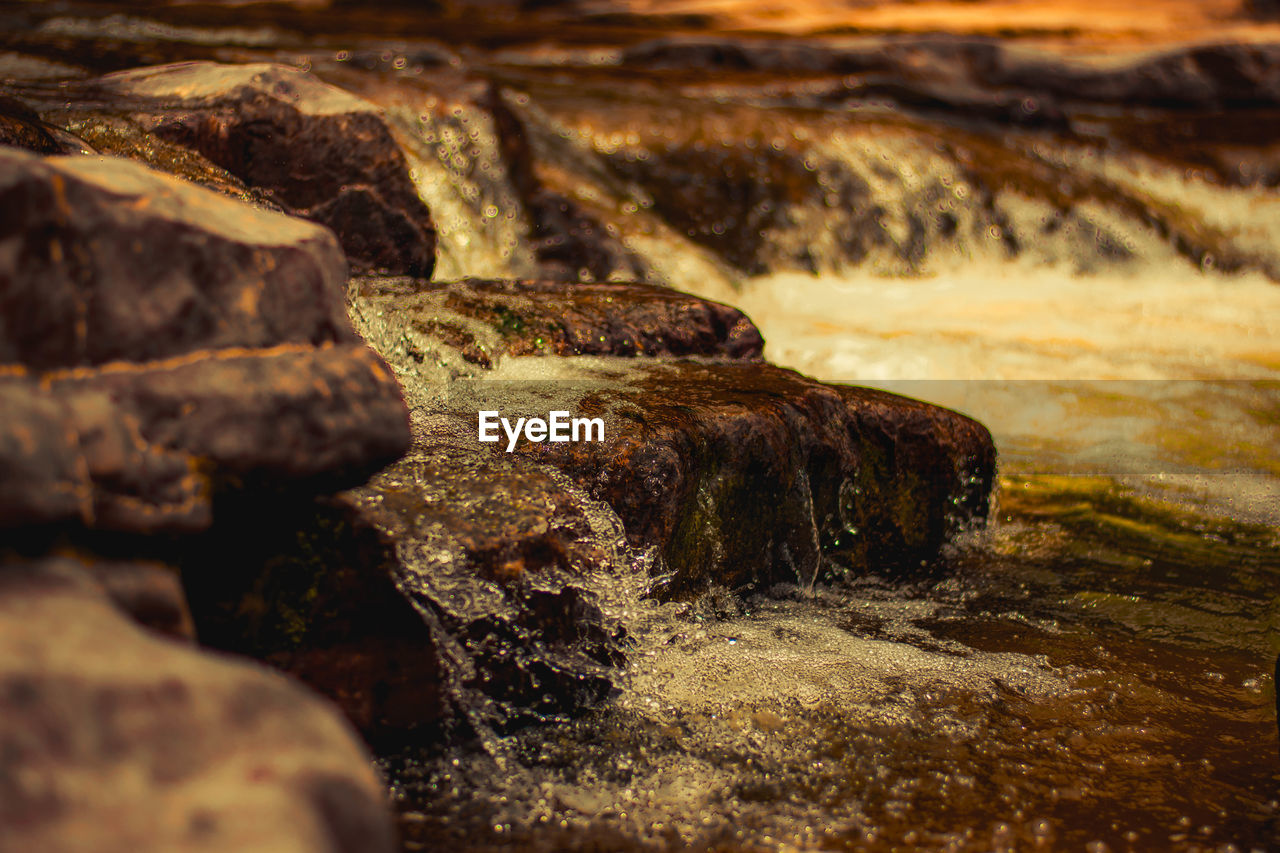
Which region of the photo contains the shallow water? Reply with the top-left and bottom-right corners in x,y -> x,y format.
10,4 -> 1274,845
385,260 -> 1280,852
388,500 -> 1280,852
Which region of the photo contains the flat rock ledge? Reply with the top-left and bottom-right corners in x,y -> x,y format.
418,356 -> 996,598
359,277 -> 996,594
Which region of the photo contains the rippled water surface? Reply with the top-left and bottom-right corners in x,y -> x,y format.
387,262 -> 1280,852
2,0 -> 1278,848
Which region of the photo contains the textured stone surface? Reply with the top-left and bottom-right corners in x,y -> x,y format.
0,557 -> 397,853
0,149 -> 410,531
180,446 -> 630,739
83,558 -> 196,641
0,148 -> 354,370
103,62 -> 437,276
414,360 -> 996,597
352,277 -> 763,369
0,95 -> 67,154
53,343 -> 411,486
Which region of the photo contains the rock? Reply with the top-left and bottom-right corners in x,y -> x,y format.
0,149 -> 410,531
53,344 -> 411,487
351,277 -> 763,370
0,148 -> 354,369
622,36 -> 1280,112
0,557 -> 396,853
483,85 -> 644,282
83,559 -> 196,641
0,377 -> 208,532
179,446 -> 631,739
604,138 -> 856,275
65,115 -> 283,212
353,277 -> 993,596
1246,0 -> 1280,19
102,62 -> 437,277
0,94 -> 66,154
0,379 -> 101,529
417,360 -> 995,597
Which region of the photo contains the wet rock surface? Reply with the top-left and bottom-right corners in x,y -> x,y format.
351,277 -> 763,369
102,62 -> 437,276
412,360 -> 995,597
0,557 -> 397,853
180,445 -> 634,741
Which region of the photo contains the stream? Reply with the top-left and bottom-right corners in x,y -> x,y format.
3,3 -> 1278,849
382,269 -> 1280,853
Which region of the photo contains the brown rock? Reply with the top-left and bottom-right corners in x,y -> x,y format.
0,148 -> 354,370
352,277 -> 763,368
102,62 -> 437,277
419,360 -> 995,597
53,343 -> 411,487
0,95 -> 66,154
0,557 -> 396,853
180,446 -> 630,738
484,85 -> 645,282
0,149 -> 410,531
83,558 -> 197,641
0,379 -> 94,528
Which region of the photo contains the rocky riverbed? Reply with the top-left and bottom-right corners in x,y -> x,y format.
1,2 -> 1278,851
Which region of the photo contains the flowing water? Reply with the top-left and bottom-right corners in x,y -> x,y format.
6,6 -> 1277,848
384,261 -> 1280,852
363,53 -> 1280,852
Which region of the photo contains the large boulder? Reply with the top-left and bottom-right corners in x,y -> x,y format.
0,148 -> 410,532
0,557 -> 396,853
353,280 -> 996,596
0,147 -> 353,369
101,62 -> 437,277
423,360 -> 996,597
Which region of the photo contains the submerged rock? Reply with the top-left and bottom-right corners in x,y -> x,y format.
0,557 -> 396,853
102,61 -> 437,277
